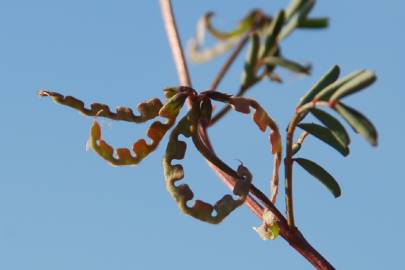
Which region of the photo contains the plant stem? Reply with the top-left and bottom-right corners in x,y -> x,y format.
209,34 -> 250,90
159,1 -> 335,269
210,83 -> 250,125
160,0 -> 191,87
285,112 -> 301,227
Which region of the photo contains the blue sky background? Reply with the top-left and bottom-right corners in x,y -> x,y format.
1,1 -> 404,269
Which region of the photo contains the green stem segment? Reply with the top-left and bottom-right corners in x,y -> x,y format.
285,113 -> 301,227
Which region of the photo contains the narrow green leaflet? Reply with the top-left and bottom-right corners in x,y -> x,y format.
263,56 -> 311,74
260,10 -> 285,58
163,103 -> 250,224
329,70 -> 376,101
285,0 -> 308,21
299,17 -> 329,28
314,70 -> 365,101
241,33 -> 260,88
298,65 -> 340,107
298,123 -> 349,156
310,108 -> 350,146
279,0 -> 315,41
334,102 -> 378,146
294,158 -> 341,198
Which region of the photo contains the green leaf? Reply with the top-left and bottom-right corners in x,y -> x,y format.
279,0 -> 315,40
260,10 -> 285,58
334,102 -> 378,146
285,0 -> 309,21
298,17 -> 329,28
330,70 -> 376,101
294,158 -> 341,198
298,123 -> 349,156
298,65 -> 340,107
314,70 -> 364,101
263,56 -> 311,74
310,108 -> 350,147
241,33 -> 260,88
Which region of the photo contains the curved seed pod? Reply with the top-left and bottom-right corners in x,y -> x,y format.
188,37 -> 238,64
226,96 -> 282,204
163,103 -> 251,224
38,90 -> 163,123
187,10 -> 258,64
89,92 -> 188,166
204,11 -> 253,41
187,11 -> 242,64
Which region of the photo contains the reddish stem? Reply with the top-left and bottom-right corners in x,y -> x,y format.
159,1 -> 335,269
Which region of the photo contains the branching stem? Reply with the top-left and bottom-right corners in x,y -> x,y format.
285,113 -> 301,227
159,1 -> 335,269
209,34 -> 250,91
